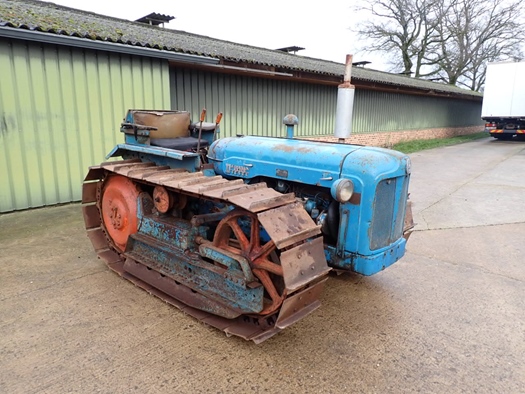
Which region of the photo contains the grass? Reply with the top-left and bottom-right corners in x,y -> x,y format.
392,132 -> 489,154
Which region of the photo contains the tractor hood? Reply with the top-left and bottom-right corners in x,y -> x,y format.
209,136 -> 409,189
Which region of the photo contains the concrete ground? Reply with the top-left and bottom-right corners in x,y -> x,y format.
1,137 -> 524,393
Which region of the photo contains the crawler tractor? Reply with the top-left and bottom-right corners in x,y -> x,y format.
82,59 -> 413,343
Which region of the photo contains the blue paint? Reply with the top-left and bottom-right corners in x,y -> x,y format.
199,245 -> 255,283
107,143 -> 199,161
127,193 -> 264,314
108,144 -> 201,172
325,237 -> 406,274
127,234 -> 264,313
210,136 -> 361,187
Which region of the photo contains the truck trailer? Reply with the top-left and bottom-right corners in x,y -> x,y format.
482,61 -> 525,140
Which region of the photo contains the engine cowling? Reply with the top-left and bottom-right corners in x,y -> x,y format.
208,136 -> 411,275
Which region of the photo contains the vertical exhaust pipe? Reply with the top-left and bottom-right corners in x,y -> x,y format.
334,54 -> 355,143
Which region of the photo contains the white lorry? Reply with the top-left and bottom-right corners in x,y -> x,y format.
482,61 -> 525,140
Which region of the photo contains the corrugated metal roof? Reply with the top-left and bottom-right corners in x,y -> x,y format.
0,0 -> 481,98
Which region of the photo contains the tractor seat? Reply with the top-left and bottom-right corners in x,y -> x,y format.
150,137 -> 209,151
133,110 -> 191,138
129,110 -> 217,152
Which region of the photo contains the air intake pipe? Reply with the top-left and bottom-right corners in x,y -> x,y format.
334,54 -> 355,142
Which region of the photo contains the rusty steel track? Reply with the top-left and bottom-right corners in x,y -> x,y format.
82,159 -> 330,343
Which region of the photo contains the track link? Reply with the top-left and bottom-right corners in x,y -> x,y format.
82,159 -> 330,343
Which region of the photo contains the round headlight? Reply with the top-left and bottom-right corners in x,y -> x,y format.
331,178 -> 354,203
405,157 -> 412,175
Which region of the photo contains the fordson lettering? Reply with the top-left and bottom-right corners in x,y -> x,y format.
225,163 -> 250,176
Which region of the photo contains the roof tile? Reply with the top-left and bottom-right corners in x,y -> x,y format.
0,0 -> 481,98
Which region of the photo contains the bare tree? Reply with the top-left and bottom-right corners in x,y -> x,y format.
353,0 -> 443,76
353,0 -> 525,90
432,0 -> 524,90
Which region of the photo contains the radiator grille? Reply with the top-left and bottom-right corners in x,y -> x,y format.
369,176 -> 407,251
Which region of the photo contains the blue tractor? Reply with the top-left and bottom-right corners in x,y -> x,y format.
82,109 -> 413,343
82,62 -> 413,343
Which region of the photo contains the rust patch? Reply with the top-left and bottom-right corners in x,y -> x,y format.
349,192 -> 361,205
272,144 -> 295,153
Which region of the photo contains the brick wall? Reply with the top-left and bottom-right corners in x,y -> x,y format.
305,125 -> 484,148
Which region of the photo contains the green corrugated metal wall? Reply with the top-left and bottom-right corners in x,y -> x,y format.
170,68 -> 482,137
170,69 -> 337,138
0,39 -> 170,212
353,90 -> 482,133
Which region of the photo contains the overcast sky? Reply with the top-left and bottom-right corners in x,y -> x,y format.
43,0 -> 387,70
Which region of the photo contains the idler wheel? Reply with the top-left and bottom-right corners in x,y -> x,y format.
213,209 -> 284,315
153,186 -> 172,213
101,175 -> 140,252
